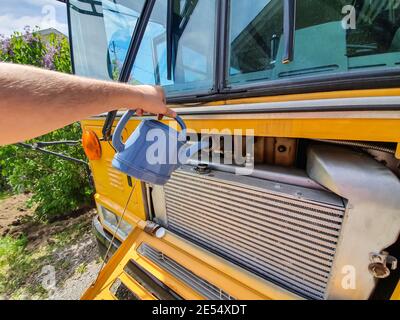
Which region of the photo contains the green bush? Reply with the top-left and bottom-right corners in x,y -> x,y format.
0,27 -> 93,220
0,175 -> 8,194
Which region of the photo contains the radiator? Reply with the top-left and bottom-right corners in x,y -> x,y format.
161,166 -> 346,300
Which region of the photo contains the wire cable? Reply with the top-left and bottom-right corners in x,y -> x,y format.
93,180 -> 137,284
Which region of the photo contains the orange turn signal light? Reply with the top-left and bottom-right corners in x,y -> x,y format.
82,130 -> 102,161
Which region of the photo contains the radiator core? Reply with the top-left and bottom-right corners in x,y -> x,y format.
163,166 -> 346,300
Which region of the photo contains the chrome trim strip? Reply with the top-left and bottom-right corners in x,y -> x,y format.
89,96 -> 400,120
173,96 -> 400,115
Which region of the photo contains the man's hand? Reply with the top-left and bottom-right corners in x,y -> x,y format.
133,85 -> 176,118
0,63 -> 176,145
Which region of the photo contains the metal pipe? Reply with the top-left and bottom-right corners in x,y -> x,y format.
187,159 -> 325,190
18,143 -> 88,166
17,143 -> 94,188
34,141 -> 80,147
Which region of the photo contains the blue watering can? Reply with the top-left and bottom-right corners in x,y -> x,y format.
112,110 -> 208,185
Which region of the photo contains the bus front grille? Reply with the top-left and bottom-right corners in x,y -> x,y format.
137,243 -> 234,300
163,166 -> 346,300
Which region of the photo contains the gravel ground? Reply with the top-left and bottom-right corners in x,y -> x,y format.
51,234 -> 102,300
0,194 -> 104,300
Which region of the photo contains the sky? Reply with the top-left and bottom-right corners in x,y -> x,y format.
0,0 -> 68,37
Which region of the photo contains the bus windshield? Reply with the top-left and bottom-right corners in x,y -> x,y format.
228,0 -> 400,85
127,0 -> 217,96
69,0 -> 400,98
68,0 -> 145,81
69,0 -> 216,97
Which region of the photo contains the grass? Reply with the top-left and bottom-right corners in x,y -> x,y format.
75,263 -> 88,275
0,191 -> 11,202
50,222 -> 88,247
0,221 -> 90,300
0,235 -> 34,298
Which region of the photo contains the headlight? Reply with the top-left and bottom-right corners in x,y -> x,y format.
99,206 -> 133,239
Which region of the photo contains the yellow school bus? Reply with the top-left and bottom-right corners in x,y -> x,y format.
67,0 -> 400,300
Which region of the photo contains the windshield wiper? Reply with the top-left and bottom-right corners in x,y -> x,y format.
102,0 -> 156,141
282,0 -> 296,64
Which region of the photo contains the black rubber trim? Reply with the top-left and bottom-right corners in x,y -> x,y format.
282,0 -> 296,64
214,0 -> 228,92
166,0 -> 174,80
66,0 -> 76,75
167,69 -> 400,104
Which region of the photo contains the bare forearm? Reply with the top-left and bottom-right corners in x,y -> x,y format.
0,63 -> 171,145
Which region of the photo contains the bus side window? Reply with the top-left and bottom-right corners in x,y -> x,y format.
227,0 -> 400,86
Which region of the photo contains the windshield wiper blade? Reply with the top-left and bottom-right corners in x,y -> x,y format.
282,0 -> 296,64
102,0 -> 156,141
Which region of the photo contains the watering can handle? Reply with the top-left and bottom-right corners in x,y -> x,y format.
175,116 -> 187,132
112,110 -> 135,153
112,110 -> 186,153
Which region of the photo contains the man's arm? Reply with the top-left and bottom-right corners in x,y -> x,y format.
0,63 -> 176,145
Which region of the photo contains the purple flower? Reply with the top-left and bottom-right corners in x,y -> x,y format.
42,52 -> 55,70
22,26 -> 38,45
1,38 -> 13,56
42,45 -> 60,70
24,32 -> 34,43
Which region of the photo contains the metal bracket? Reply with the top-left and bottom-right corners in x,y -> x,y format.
369,252 -> 398,279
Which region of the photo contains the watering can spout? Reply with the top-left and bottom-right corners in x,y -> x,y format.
179,140 -> 209,165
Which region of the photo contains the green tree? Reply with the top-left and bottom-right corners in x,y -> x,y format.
0,27 -> 93,220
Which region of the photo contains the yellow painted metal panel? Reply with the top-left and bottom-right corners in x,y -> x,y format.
396,143 -> 400,160
94,291 -> 116,300
182,118 -> 400,142
81,124 -> 146,221
391,281 -> 400,300
82,117 -> 400,143
82,224 -> 301,300
118,272 -> 156,300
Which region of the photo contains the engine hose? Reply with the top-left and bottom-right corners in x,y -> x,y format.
313,139 -> 396,155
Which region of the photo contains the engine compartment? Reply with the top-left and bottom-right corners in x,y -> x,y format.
146,135 -> 400,300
